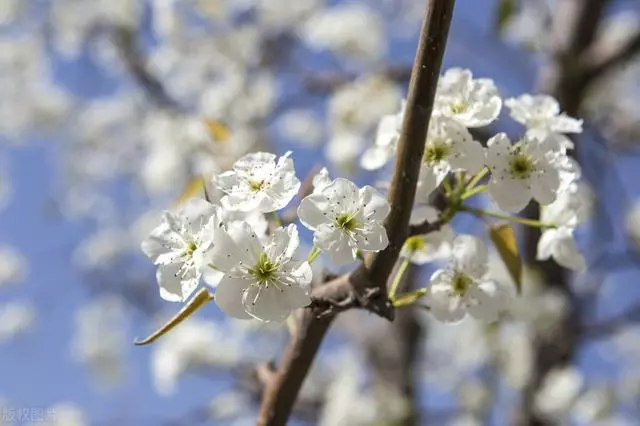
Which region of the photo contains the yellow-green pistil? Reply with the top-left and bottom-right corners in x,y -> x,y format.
450,101 -> 468,114
249,253 -> 277,283
336,213 -> 358,231
248,179 -> 266,192
405,236 -> 426,253
186,241 -> 198,255
451,272 -> 472,296
509,154 -> 534,179
423,141 -> 450,165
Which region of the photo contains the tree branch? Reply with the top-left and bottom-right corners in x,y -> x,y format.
583,29 -> 640,84
255,1 -> 457,424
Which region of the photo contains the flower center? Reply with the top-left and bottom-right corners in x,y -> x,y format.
451,272 -> 472,296
405,236 -> 425,252
185,241 -> 198,256
423,141 -> 450,165
509,154 -> 534,179
248,179 -> 266,192
249,252 -> 277,283
336,213 -> 358,231
450,101 -> 468,114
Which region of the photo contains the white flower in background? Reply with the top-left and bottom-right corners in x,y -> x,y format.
534,367 -> 584,420
537,183 -> 592,271
401,207 -> 454,264
215,224 -> 311,322
151,318 -> 239,394
325,132 -> 365,173
71,295 -> 126,387
361,104 -> 404,170
572,387 -> 615,423
418,115 -> 485,196
626,200 -> 640,250
141,199 -> 238,302
435,68 -> 502,128
73,228 -> 130,270
425,235 -> 508,323
486,133 -> 564,212
298,178 -> 390,264
506,94 -> 582,151
302,4 -> 386,62
312,167 -> 332,193
0,246 -> 27,287
0,300 -> 35,342
214,151 -> 301,213
277,109 -> 323,147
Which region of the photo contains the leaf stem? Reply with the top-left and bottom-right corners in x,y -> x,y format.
461,205 -> 557,228
466,167 -> 488,191
389,257 -> 411,300
307,246 -> 321,264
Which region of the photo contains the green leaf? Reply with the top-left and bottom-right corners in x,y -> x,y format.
489,224 -> 523,294
134,288 -> 214,346
495,0 -> 517,34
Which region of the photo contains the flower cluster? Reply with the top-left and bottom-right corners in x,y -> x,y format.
142,152 -> 391,322
142,68 -> 590,327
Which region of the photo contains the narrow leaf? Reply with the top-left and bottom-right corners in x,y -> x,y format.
205,119 -> 231,142
134,288 -> 214,346
489,224 -> 523,294
495,0 -> 516,34
176,177 -> 205,205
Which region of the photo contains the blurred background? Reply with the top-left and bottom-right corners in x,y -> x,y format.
2,0 -> 640,425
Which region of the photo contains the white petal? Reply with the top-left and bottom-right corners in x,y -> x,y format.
314,224 -> 356,265
297,193 -> 331,230
195,217 -> 242,274
360,185 -> 390,222
227,221 -> 263,266
449,139 -> 485,175
156,263 -> 197,303
356,225 -> 389,252
485,133 -> 512,171
180,198 -> 216,229
312,167 -> 331,192
467,281 -> 503,322
536,229 -> 557,262
214,275 -> 252,319
426,273 -> 467,323
410,205 -> 439,225
417,165 -> 445,196
324,178 -> 360,212
141,222 -> 181,264
531,167 -> 560,205
374,115 -> 400,148
214,171 -> 239,193
550,115 -> 582,134
451,235 -> 488,278
266,224 -> 299,264
243,285 -> 291,322
489,178 -> 532,213
550,228 -> 586,271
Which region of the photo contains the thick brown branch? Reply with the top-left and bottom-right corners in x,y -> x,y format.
583,30 -> 640,84
255,1 -> 456,425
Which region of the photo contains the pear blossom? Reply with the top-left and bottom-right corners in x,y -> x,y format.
418,115 -> 485,197
401,206 -> 454,264
425,235 -> 509,323
537,183 -> 592,271
434,68 -> 502,128
361,105 -> 404,170
486,132 -> 563,212
214,224 -> 311,322
297,178 -> 390,265
214,152 -> 301,213
312,167 -> 332,193
141,199 -> 238,302
506,94 -> 582,150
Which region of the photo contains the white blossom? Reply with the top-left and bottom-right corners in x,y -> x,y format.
626,200 -> 640,250
361,105 -> 404,170
425,235 -> 509,323
141,199 -> 238,302
486,132 -> 564,212
0,300 -> 35,342
401,207 -> 454,264
536,183 -> 592,271
298,178 -> 390,265
214,152 -> 301,213
302,4 -> 386,62
435,68 -> 502,128
0,246 -> 27,287
506,94 -> 582,151
534,367 -> 584,420
418,115 -> 485,197
214,224 -> 311,322
311,167 -> 332,193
